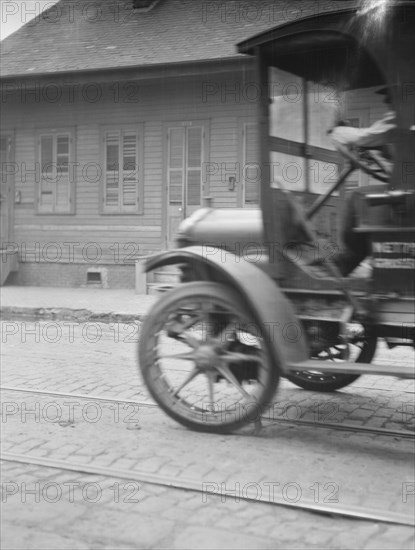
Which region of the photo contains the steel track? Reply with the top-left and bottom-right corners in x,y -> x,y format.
0,451 -> 413,527
348,385 -> 415,395
1,385 -> 414,439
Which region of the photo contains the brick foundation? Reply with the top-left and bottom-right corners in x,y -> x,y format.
8,262 -> 136,289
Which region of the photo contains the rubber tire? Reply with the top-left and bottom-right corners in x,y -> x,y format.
138,282 -> 280,433
287,333 -> 377,392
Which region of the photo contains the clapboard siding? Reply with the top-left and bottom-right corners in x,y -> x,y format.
346,87 -> 386,121
209,117 -> 241,208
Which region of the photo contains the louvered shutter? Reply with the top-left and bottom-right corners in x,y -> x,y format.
122,132 -> 139,210
39,135 -> 54,212
103,129 -> 141,212
55,135 -> 70,212
104,131 -> 120,208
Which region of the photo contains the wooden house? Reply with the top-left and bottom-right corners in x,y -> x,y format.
0,0 -> 387,287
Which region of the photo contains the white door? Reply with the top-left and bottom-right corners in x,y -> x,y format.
166,123 -> 207,248
241,121 -> 260,207
0,135 -> 15,284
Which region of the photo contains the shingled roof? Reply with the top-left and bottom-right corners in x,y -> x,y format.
1,0 -> 358,77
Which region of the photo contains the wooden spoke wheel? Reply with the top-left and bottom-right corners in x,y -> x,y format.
138,282 -> 280,433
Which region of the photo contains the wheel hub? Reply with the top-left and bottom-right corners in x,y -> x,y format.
194,344 -> 218,370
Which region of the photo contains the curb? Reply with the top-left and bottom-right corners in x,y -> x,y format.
0,307 -> 147,324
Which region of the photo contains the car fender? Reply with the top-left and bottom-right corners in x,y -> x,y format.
144,246 -> 309,372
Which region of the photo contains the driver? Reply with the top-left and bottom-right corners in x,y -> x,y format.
329,88 -> 397,275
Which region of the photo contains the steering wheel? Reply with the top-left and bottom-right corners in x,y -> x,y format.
334,143 -> 390,183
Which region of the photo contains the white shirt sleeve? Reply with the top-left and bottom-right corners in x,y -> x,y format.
331,112 -> 397,148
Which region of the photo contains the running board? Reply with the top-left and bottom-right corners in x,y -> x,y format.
287,360 -> 415,379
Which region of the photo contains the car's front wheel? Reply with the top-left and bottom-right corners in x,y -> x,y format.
138,282 -> 280,433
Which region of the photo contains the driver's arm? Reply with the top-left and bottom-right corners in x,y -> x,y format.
330,112 -> 397,148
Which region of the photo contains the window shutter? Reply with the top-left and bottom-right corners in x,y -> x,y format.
105,131 -> 120,208
55,135 -> 70,212
122,131 -> 139,210
102,126 -> 143,214
39,135 -> 54,212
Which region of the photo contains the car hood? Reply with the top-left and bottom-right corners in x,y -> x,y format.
176,208 -> 264,253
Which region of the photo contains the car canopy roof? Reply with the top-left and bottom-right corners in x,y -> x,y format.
237,4 -> 413,91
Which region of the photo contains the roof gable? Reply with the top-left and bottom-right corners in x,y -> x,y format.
1,0 -> 359,77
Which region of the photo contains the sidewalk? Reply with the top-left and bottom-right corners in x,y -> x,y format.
0,286 -> 158,322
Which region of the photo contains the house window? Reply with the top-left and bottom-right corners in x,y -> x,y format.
102,126 -> 144,214
37,129 -> 75,213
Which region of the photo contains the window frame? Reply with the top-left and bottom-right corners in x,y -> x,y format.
100,124 -> 144,215
267,69 -> 341,195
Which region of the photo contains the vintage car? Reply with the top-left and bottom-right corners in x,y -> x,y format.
138,1 -> 415,433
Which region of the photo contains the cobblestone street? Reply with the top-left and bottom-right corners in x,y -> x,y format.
1,319 -> 414,549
